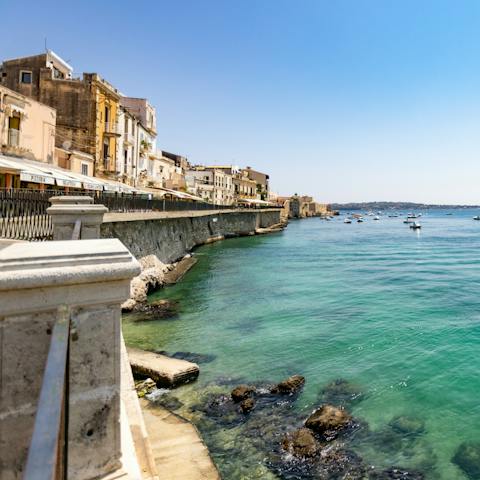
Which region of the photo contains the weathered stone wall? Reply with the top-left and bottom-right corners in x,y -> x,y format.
100,209 -> 281,263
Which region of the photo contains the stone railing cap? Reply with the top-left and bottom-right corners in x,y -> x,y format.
49,196 -> 94,205
0,238 -> 140,291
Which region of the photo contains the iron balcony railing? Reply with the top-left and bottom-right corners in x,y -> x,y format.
23,306 -> 71,480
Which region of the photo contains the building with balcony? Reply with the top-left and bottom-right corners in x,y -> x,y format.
0,50 -> 122,179
186,166 -> 234,205
115,105 -> 139,185
243,166 -> 269,200
0,85 -> 56,188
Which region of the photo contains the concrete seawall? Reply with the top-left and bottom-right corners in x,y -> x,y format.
100,209 -> 282,263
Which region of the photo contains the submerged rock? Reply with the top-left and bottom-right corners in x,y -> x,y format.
389,415 -> 426,437
271,375 -> 305,395
320,378 -> 365,406
305,404 -> 352,440
231,385 -> 256,402
282,428 -> 320,458
134,299 -> 179,320
240,398 -> 255,414
369,466 -> 425,479
268,444 -> 366,480
452,442 -> 480,479
155,351 -> 216,364
194,393 -> 246,428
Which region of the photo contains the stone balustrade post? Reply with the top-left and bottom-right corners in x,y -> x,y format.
47,196 -> 108,240
0,239 -> 140,480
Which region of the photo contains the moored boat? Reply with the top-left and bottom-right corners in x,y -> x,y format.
410,221 -> 421,229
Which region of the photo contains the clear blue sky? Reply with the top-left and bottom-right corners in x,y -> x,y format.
2,0 -> 480,203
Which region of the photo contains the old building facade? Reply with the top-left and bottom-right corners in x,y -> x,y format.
0,51 -> 121,179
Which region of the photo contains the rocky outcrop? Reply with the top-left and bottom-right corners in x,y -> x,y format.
305,404 -> 352,439
231,385 -> 256,402
282,428 -> 319,458
122,254 -> 170,310
271,374 -> 305,395
240,398 -> 255,414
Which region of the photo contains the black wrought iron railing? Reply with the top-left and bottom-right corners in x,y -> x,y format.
23,306 -> 70,480
0,188 -> 280,241
0,189 -> 53,241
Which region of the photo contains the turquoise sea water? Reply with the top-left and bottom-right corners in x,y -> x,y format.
123,210 -> 480,479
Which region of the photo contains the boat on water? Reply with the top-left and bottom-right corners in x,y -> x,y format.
410,221 -> 421,230
388,214 -> 399,218
357,218 -> 364,223
403,218 -> 415,224
344,218 -> 352,224
473,216 -> 480,221
373,216 -> 380,220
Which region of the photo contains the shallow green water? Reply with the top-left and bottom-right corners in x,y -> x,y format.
123,210 -> 480,479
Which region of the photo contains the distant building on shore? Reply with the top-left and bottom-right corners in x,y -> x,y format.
276,194 -> 330,219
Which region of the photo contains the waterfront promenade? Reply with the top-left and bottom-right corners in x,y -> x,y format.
0,197 -> 283,479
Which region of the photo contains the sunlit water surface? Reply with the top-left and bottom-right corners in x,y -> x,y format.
123,210 -> 480,479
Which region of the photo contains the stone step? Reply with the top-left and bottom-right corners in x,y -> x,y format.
163,256 -> 197,285
127,348 -> 199,388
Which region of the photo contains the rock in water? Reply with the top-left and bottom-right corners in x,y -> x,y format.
271,375 -> 305,394
133,299 -> 179,319
305,404 -> 351,439
240,398 -> 255,414
389,415 -> 425,436
231,384 -> 256,402
370,467 -> 425,479
134,378 -> 157,397
320,378 -> 364,406
282,428 -> 319,458
452,442 -> 480,479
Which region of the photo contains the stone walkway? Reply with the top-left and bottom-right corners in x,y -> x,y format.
140,400 -> 220,480
104,208 -> 280,223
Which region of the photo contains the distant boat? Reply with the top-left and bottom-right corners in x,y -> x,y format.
403,218 -> 415,224
473,216 -> 480,221
410,221 -> 421,230
388,214 -> 399,218
357,218 -> 364,223
373,216 -> 380,220
344,218 -> 352,224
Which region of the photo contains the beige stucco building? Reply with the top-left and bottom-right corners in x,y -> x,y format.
0,85 -> 56,188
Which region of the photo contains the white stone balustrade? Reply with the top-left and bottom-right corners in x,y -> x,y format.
47,196 -> 108,240
0,239 -> 140,480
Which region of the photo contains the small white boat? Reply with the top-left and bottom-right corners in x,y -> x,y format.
410,221 -> 421,230
373,216 -> 380,220
474,216 -> 480,221
344,218 -> 352,224
357,218 -> 364,223
403,218 -> 414,224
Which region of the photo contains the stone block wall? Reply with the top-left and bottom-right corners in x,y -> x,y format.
101,209 -> 281,263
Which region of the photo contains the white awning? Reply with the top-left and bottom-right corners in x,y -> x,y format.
19,159 -> 83,188
0,155 -> 56,185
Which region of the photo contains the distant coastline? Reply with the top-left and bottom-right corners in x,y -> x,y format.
330,201 -> 480,210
